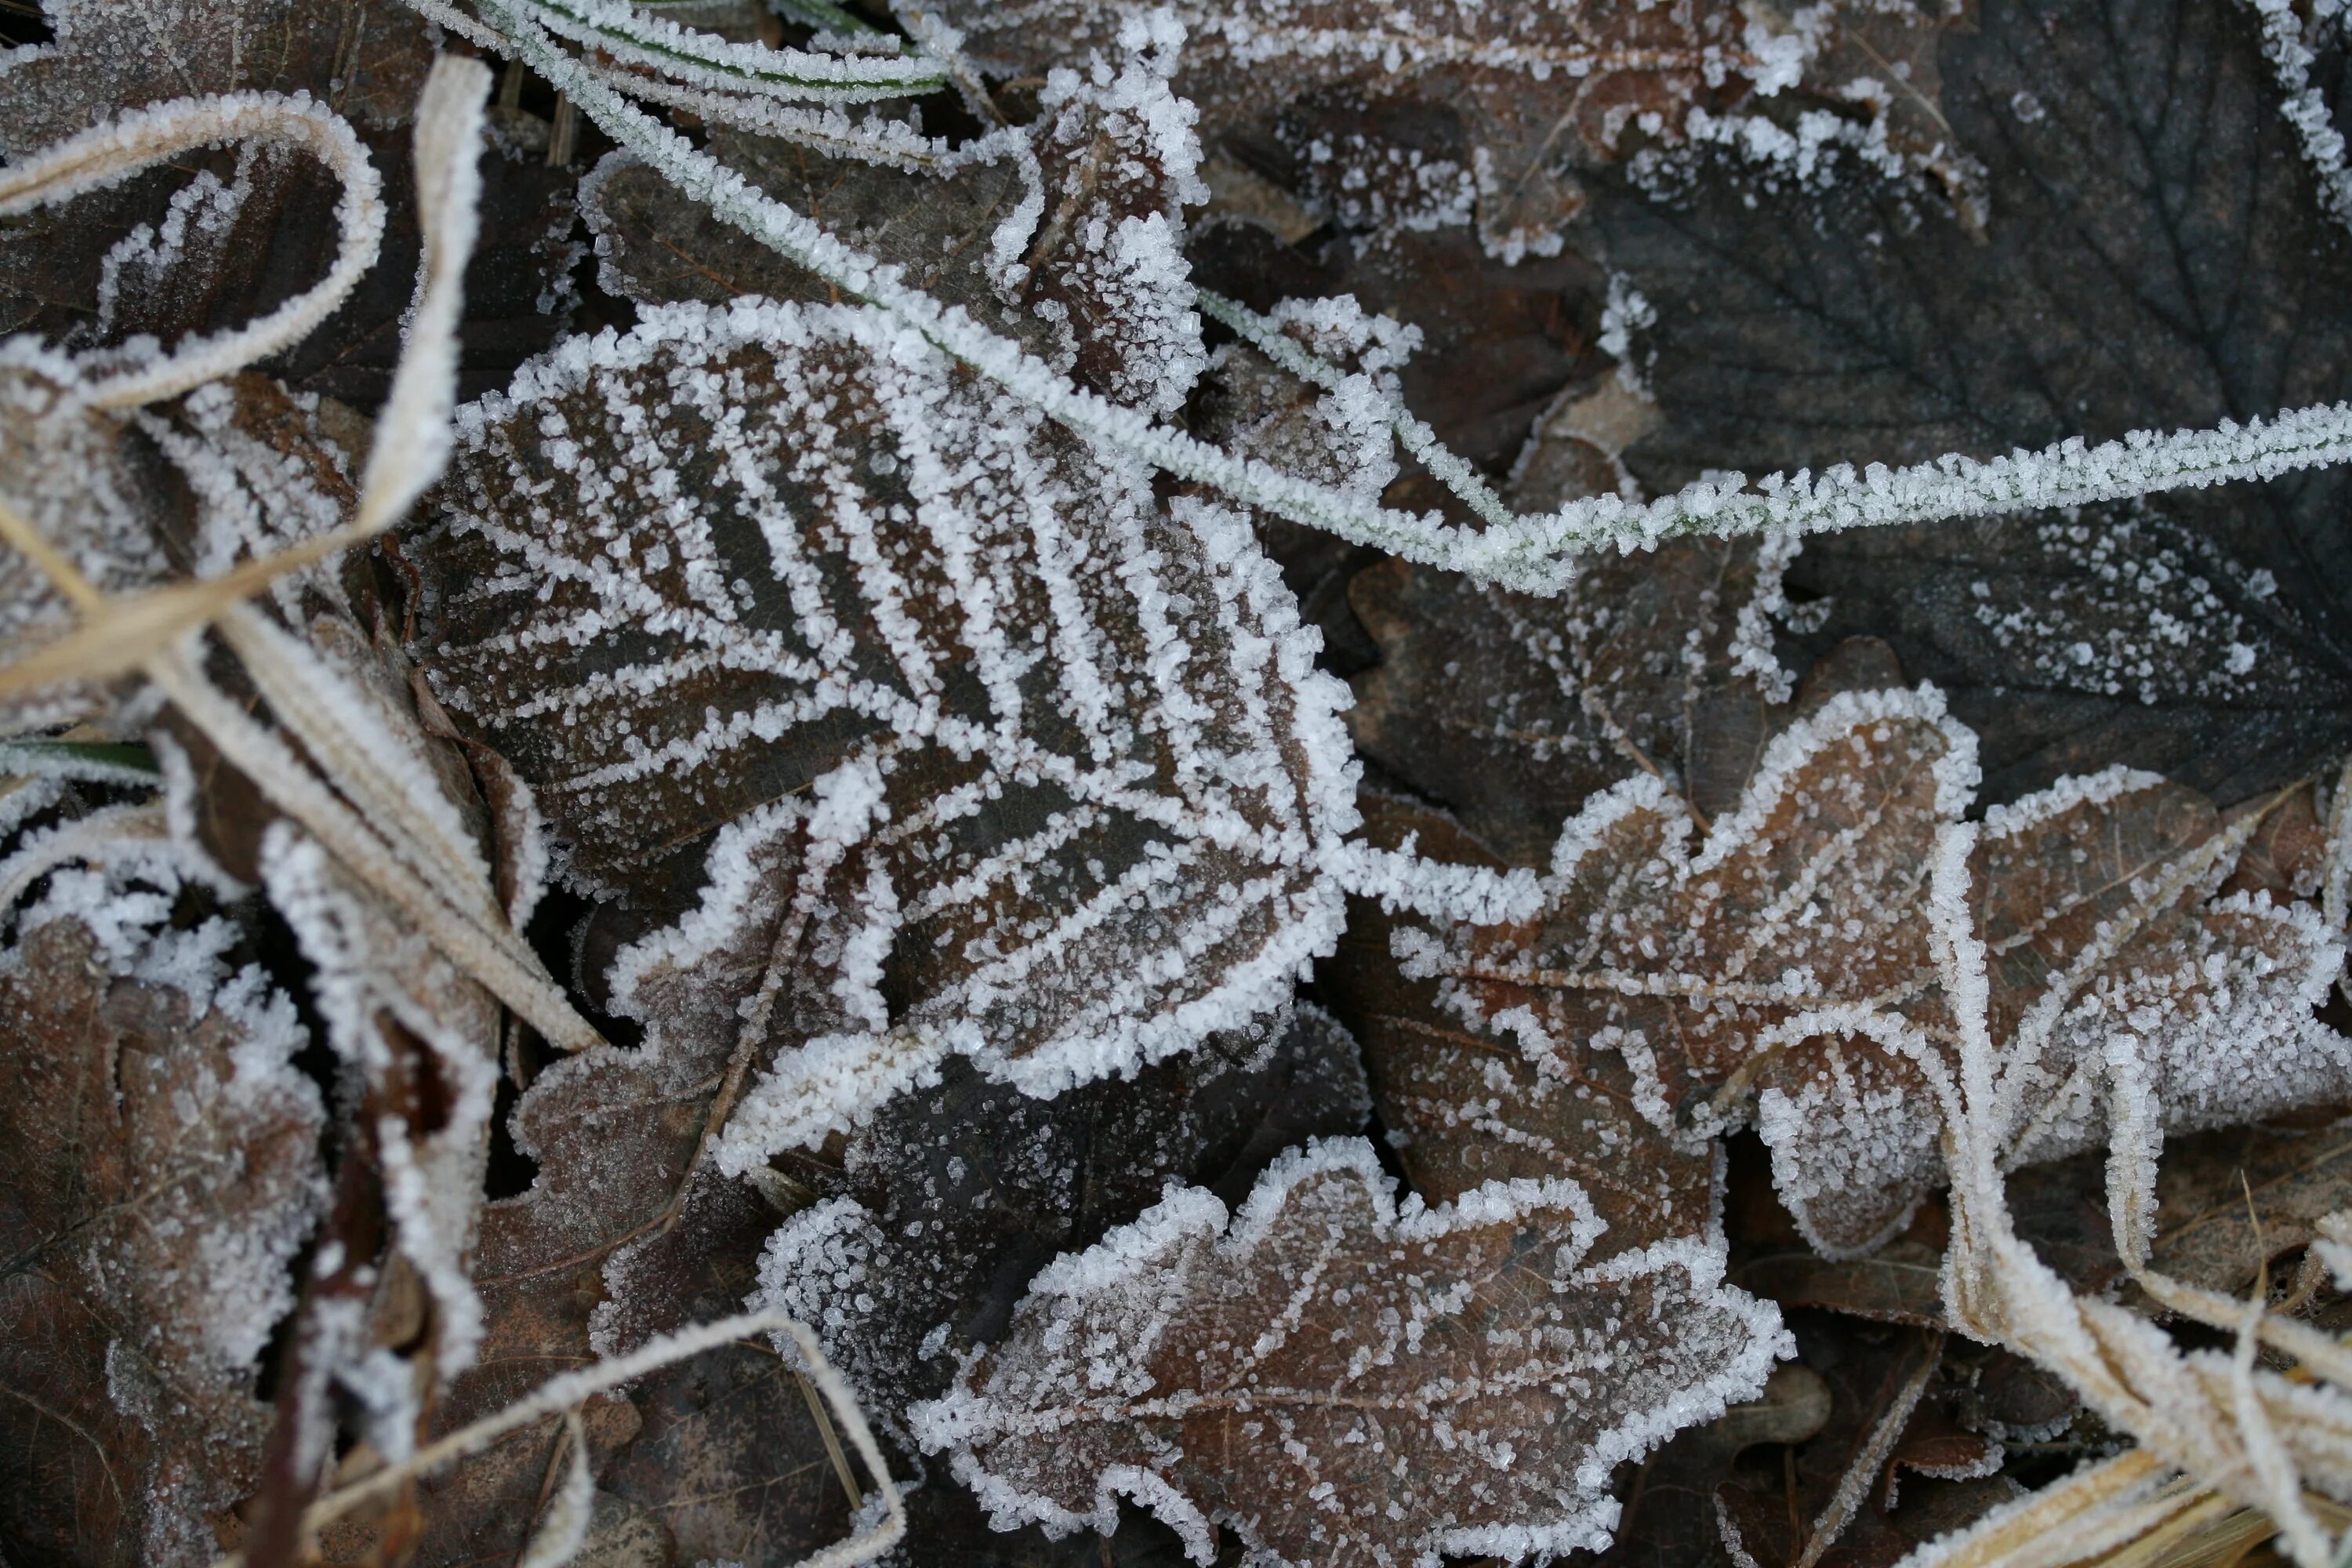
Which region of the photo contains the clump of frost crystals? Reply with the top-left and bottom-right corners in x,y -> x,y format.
422,296 -> 1414,1158
908,1137 -> 1788,1568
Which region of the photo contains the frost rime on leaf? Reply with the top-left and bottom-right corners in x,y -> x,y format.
924,0 -> 1842,260
419,296 -> 1358,1156
585,14 -> 1207,416
911,1137 -> 1789,1568
0,869 -> 324,1568
1394,686 -> 2352,1255
1327,790 -> 1720,1247
0,341 -> 180,735
1347,535 -> 1803,865
753,1004 -> 1373,1421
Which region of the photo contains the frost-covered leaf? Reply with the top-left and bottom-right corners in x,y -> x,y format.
931,0 -> 1947,260
1963,770 -> 2352,1174
1387,687 -> 2352,1254
1327,788 -> 1719,1243
1591,0 -> 2352,802
0,0 -> 429,155
754,1005 -> 1370,1421
586,19 -> 1207,416
1346,535 -> 1800,865
0,866 -> 324,1568
417,296 -> 1355,1153
913,1138 -> 1788,1568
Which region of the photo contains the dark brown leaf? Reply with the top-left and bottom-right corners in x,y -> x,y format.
1592,0 -> 2352,804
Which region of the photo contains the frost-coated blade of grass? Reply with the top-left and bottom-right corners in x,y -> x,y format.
1921,814 -> 2352,1568
503,0 -> 943,99
412,0 -> 2352,593
0,91 -> 384,411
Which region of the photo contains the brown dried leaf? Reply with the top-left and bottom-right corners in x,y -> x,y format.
914,1138 -> 1789,1566
754,1005 -> 1371,1421
1325,787 -> 1718,1239
1385,690 -> 2352,1254
1735,1242 -> 1951,1330
934,0 -> 1952,260
0,0 -> 429,156
1345,534 -> 1800,865
0,895 -> 325,1568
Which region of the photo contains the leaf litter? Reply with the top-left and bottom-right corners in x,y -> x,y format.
8,0 -> 2352,1565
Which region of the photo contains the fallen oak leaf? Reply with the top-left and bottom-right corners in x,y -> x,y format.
1323,786 -> 1719,1239
1395,687 -> 2352,1254
910,1136 -> 1790,1568
751,1005 -> 1372,1424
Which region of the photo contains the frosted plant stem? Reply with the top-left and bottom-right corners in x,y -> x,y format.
415,0 -> 2352,594
209,1310 -> 905,1568
216,606 -> 532,961
504,0 -> 943,99
2241,0 -> 2352,232
2325,754 -> 2352,935
148,649 -> 605,1049
0,800 -> 166,916
515,1409 -> 593,1568
0,93 -> 384,411
356,56 -> 491,535
1196,288 -> 1519,531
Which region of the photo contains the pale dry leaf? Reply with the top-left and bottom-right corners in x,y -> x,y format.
911,1137 -> 1790,1568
